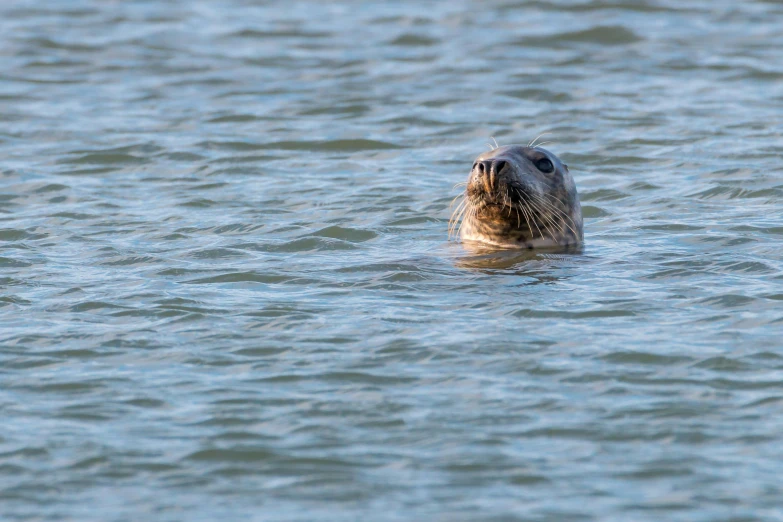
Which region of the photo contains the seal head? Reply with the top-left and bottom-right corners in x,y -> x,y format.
452,145 -> 583,249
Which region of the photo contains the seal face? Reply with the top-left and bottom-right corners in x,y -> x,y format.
451,145 -> 583,249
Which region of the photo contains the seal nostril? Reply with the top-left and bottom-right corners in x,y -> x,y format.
494,160 -> 506,174
478,162 -> 485,174
472,162 -> 478,171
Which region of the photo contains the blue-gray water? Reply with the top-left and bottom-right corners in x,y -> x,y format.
2,1 -> 783,520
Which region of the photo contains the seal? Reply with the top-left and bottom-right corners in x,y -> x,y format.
450,143 -> 583,249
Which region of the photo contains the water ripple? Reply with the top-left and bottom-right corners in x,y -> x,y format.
1,1 -> 782,521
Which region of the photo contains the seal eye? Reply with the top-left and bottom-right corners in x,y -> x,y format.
536,158 -> 554,173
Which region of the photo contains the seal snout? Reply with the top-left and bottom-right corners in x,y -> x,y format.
473,159 -> 507,196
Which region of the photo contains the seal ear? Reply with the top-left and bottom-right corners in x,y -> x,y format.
563,164 -> 569,172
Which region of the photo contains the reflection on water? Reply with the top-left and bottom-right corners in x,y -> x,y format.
2,0 -> 783,520
455,241 -> 584,270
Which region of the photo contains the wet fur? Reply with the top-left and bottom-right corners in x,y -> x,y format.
450,145 -> 583,249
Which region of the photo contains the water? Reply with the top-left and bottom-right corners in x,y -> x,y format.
2,0 -> 783,520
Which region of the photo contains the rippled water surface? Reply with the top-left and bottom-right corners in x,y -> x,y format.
2,1 -> 783,520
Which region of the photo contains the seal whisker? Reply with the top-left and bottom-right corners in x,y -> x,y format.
533,193 -> 581,238
545,205 -> 578,239
524,195 -> 559,243
512,188 -> 528,228
526,194 -> 563,236
530,200 -> 561,242
528,202 -> 557,242
457,206 -> 473,239
448,195 -> 468,238
449,202 -> 467,235
455,198 -> 473,234
517,198 -> 537,241
456,201 -> 468,226
449,204 -> 465,233
541,199 -> 578,234
449,199 -> 468,238
456,208 -> 466,237
514,188 -> 544,241
491,136 -> 499,150
528,132 -> 552,148
519,199 -> 539,236
533,195 -> 579,240
449,214 -> 459,239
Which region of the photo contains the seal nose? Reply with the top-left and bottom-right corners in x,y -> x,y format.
474,160 -> 507,194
